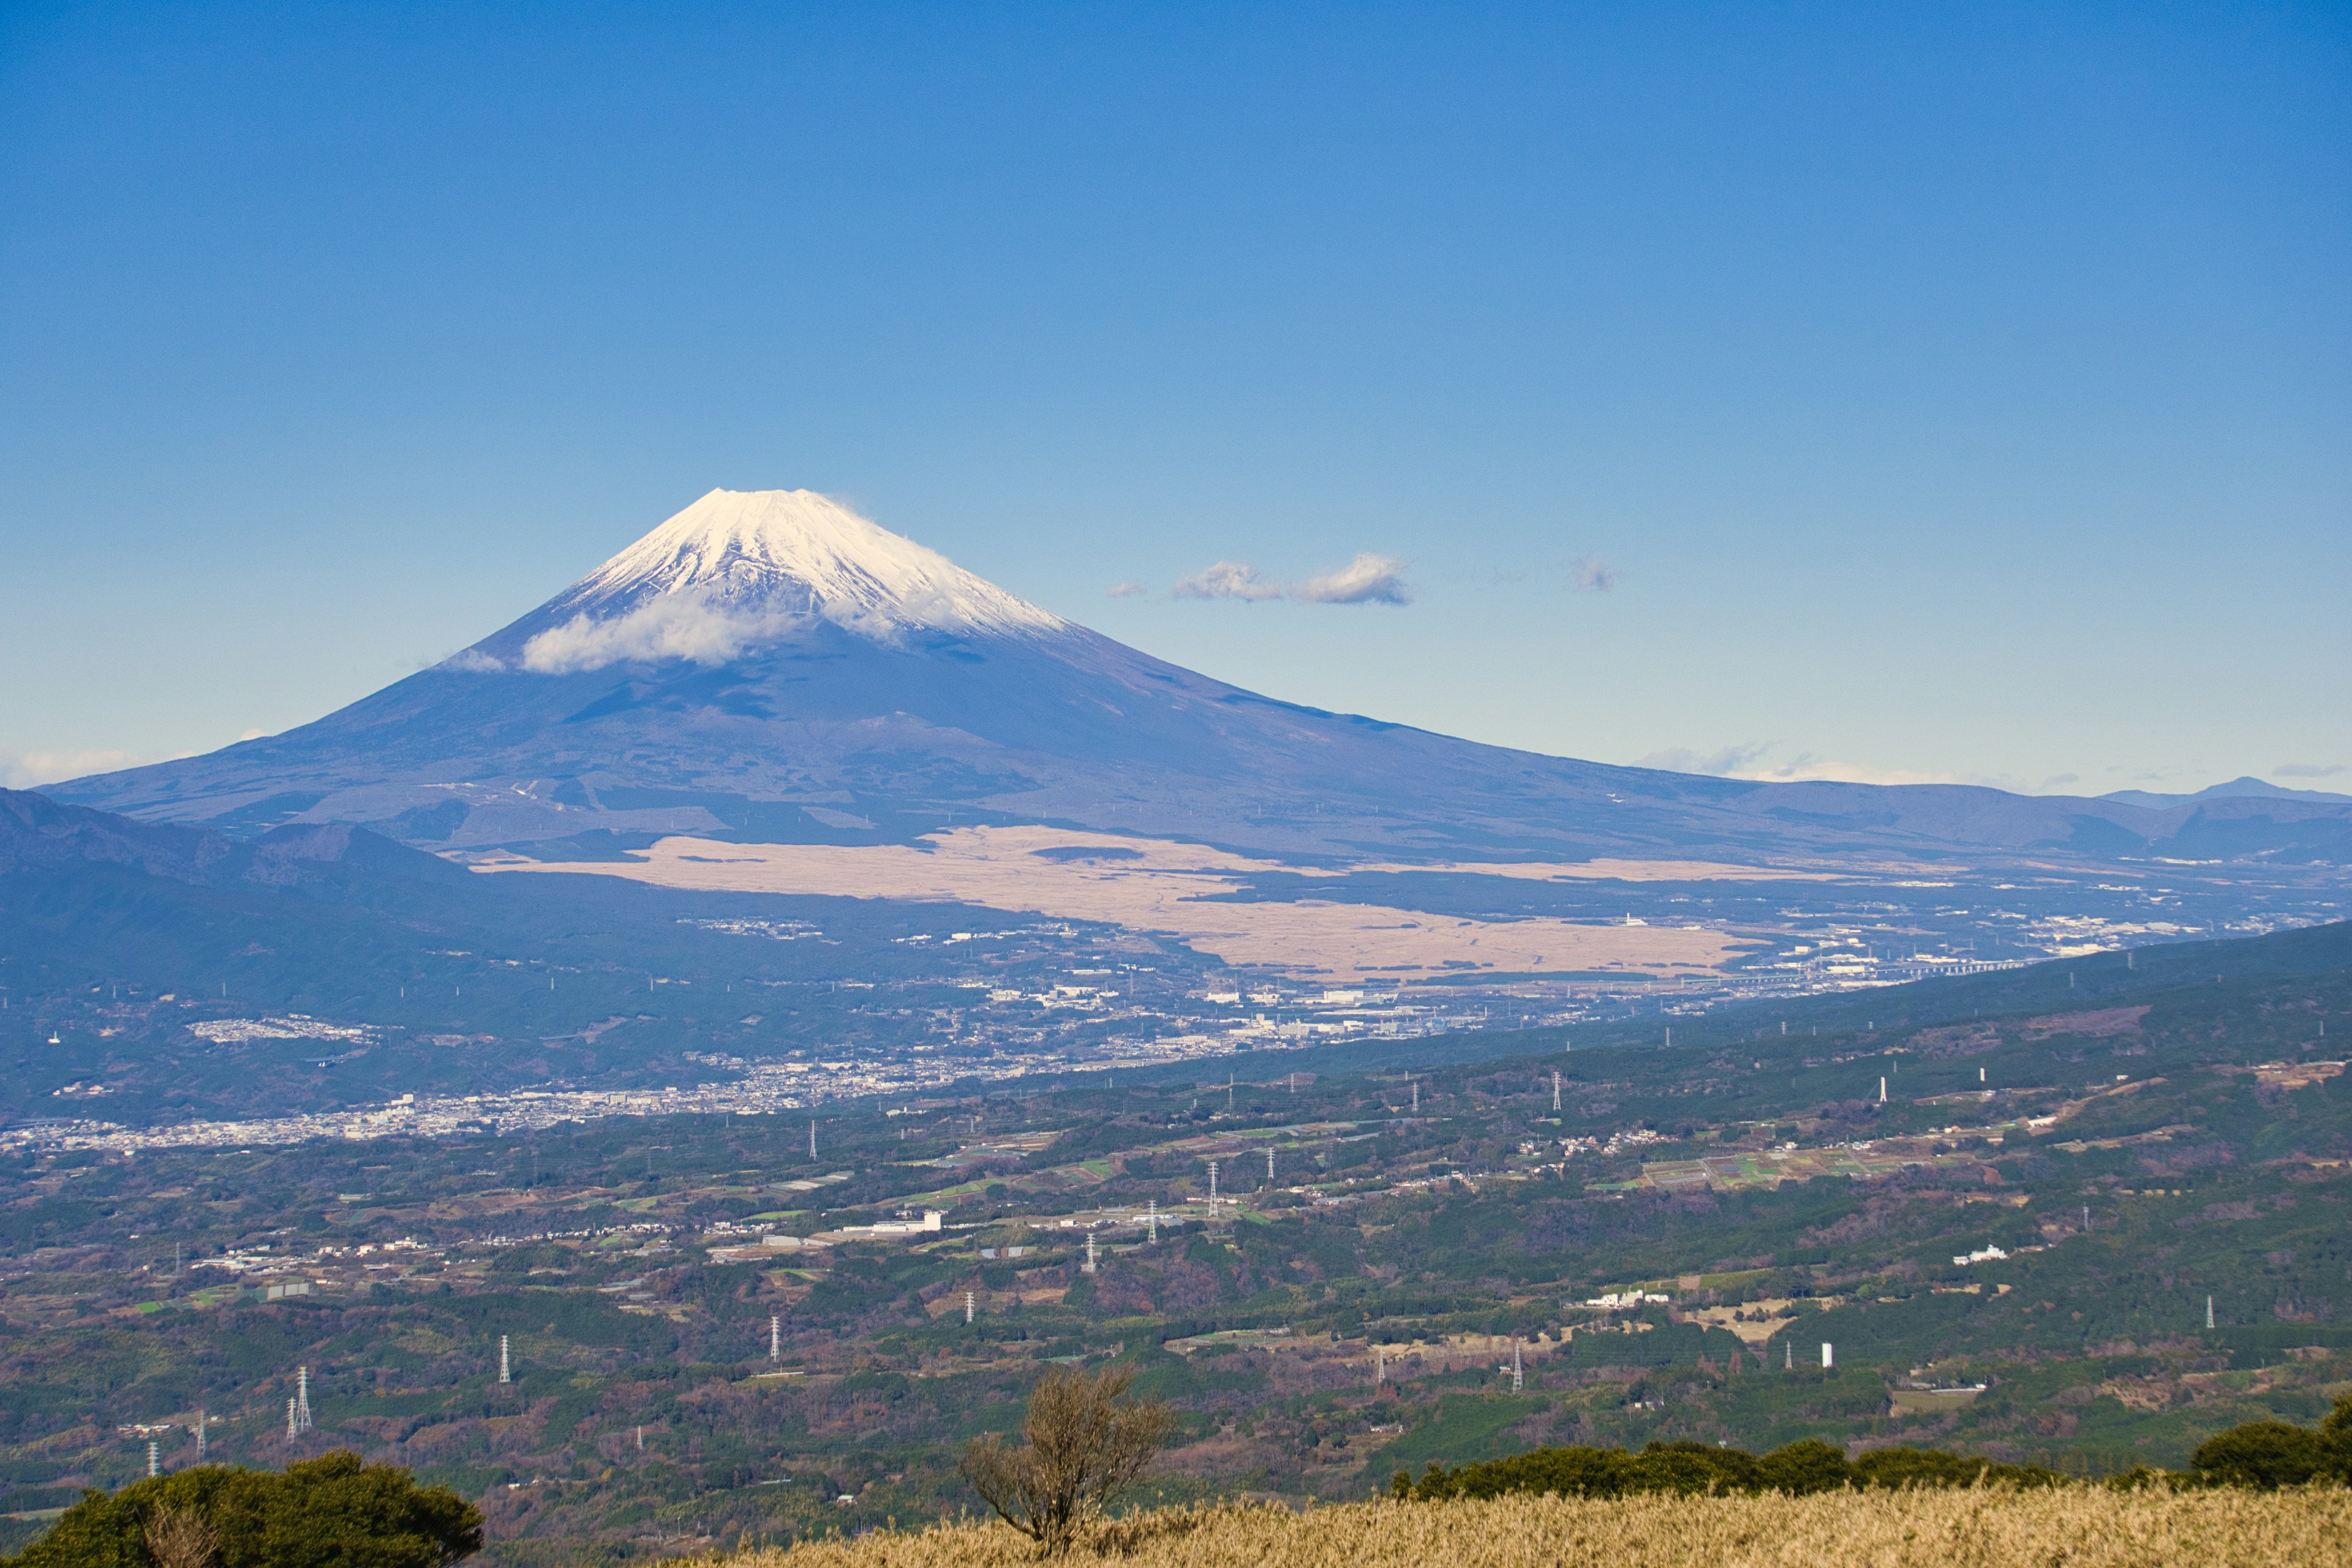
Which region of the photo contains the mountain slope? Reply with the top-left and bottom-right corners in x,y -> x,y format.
49,489 -> 2352,867
2098,776 -> 2352,810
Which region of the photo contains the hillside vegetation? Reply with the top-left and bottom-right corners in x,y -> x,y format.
685,1487 -> 2347,1568
2,923 -> 2344,1559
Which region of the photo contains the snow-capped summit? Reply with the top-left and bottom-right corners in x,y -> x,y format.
449,489 -> 1069,674
578,489 -> 1064,634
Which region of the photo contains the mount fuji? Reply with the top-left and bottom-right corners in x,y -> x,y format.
50,489 -> 2352,868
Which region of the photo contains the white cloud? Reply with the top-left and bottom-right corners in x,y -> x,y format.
1635,744 -> 1771,777
1569,556 -> 1619,592
1171,560 -> 1283,602
1106,579 -> 1148,598
519,592 -> 807,674
1169,554 -> 1412,605
0,747 -> 160,790
1735,755 -> 1969,787
1293,552 -> 1412,605
1635,742 -> 1966,788
2275,762 -> 2345,779
437,648 -> 508,673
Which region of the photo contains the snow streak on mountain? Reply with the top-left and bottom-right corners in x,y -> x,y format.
467,489 -> 1068,676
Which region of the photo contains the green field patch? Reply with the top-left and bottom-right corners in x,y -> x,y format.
1164,1326 -> 1294,1356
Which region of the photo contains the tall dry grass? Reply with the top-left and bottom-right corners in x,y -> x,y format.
694,1485 -> 2349,1568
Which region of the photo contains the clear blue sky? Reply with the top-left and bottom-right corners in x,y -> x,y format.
3,2 -> 2346,796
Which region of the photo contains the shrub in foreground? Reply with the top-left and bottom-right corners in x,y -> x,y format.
5,1451 -> 483,1568
2190,1392 -> 2352,1489
1393,1438 -> 2060,1501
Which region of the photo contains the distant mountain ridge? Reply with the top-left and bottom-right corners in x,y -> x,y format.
2097,776 -> 2352,810
0,785 -> 459,891
49,489 -> 2352,867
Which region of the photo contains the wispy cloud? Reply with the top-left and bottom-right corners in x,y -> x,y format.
2275,762 -> 2345,779
1171,560 -> 1284,601
1293,553 -> 1412,605
1106,579 -> 1148,598
1636,742 -> 1966,788
519,591 -> 805,674
437,648 -> 509,673
1635,744 -> 1772,777
1170,553 -> 1413,605
0,747 -> 164,790
1735,754 -> 1966,787
1568,556 -> 1619,592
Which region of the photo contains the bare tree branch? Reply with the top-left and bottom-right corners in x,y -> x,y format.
958,1365 -> 1175,1555
143,1502 -> 221,1568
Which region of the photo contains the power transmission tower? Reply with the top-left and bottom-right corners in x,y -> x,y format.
769,1314 -> 781,1360
292,1366 -> 312,1432
499,1336 -> 511,1385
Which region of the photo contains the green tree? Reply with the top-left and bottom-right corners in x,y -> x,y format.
6,1453 -> 483,1568
2191,1422 -> 2334,1489
2188,1392 -> 2352,1490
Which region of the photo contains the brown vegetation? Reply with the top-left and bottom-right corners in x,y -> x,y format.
138,1504 -> 219,1568
688,1486 -> 2350,1568
956,1365 -> 1174,1554
486,826 -> 1740,980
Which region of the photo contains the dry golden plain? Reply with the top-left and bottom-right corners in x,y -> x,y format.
685,1487 -> 2348,1568
477,825 -> 1751,981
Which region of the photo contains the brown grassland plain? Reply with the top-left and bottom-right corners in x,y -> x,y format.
481,826 -> 1744,980
687,1487 -> 2350,1568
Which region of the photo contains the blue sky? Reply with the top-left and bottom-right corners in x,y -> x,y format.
2,2 -> 2346,796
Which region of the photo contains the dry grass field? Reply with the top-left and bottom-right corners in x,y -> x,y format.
687,1487 -> 2348,1568
482,825 -> 1746,981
